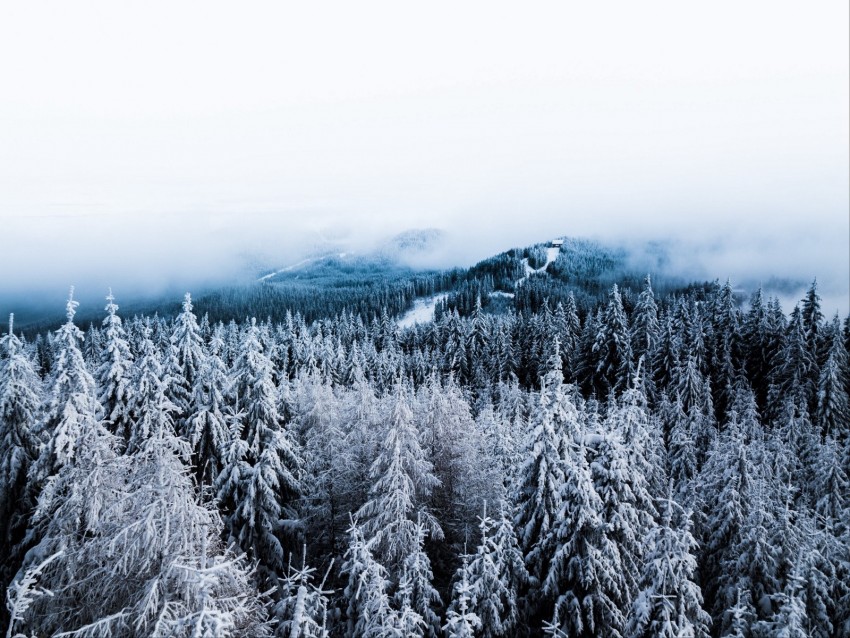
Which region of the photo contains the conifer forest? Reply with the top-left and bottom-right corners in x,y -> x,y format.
1,238 -> 849,638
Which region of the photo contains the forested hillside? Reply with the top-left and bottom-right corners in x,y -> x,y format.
1,260 -> 849,635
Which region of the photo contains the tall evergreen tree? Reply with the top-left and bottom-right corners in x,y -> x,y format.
625,497 -> 711,638
514,344 -> 576,589
14,373 -> 270,637
29,289 -> 102,493
591,284 -> 633,398
341,519 -> 397,638
0,314 -> 42,589
816,325 -> 850,439
220,318 -> 302,583
356,379 -> 440,574
96,290 -> 135,443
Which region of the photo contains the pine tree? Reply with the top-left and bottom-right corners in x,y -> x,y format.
514,345 -> 576,588
771,305 -> 818,417
545,435 -> 626,638
801,279 -> 825,364
591,284 -> 633,398
127,320 -> 167,453
398,514 -> 442,638
356,379 -> 440,574
395,567 -> 428,637
590,429 -> 648,604
96,290 -> 135,443
466,501 -> 529,637
341,519 -> 397,638
220,318 -> 301,585
14,372 -> 271,637
29,288 -> 102,493
0,314 -> 42,589
625,497 -> 711,638
700,414 -> 751,631
275,546 -> 334,638
172,292 -> 206,390
631,275 -> 660,388
816,326 -> 850,439
185,330 -> 232,487
445,553 -> 483,638
768,568 -> 808,638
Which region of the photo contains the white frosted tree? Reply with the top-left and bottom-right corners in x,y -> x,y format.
172,292 -> 206,392
221,318 -> 302,583
625,497 -> 711,638
341,519 -> 398,638
514,345 -> 580,593
29,288 -> 102,494
12,372 -> 271,637
466,501 -> 529,637
127,320 -> 167,453
444,553 -> 483,638
398,513 -> 442,638
768,568 -> 808,638
96,290 -> 135,444
356,379 -> 440,574
185,330 -> 232,487
0,314 -> 42,588
274,546 -> 334,638
545,437 -> 627,638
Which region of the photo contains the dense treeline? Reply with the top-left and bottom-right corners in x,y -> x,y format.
1,271 -> 849,636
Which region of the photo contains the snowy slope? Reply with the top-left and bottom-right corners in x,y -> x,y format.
516,246 -> 560,287
258,253 -> 348,281
397,294 -> 447,328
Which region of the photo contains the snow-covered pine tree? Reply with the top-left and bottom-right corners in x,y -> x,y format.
13,370 -> 271,637
514,342 -> 574,591
545,434 -> 627,638
625,496 -> 710,638
591,284 -> 633,399
295,368 -> 349,555
341,519 -> 398,638
224,318 -> 302,582
96,290 -> 135,444
185,328 -> 232,487
700,412 -> 751,631
816,324 -> 850,439
274,546 -> 334,638
172,292 -> 206,391
28,288 -> 103,497
589,428 -> 648,605
767,567 -> 808,638
465,501 -> 528,637
0,314 -> 42,589
444,553 -> 483,638
395,567 -> 428,637
127,320 -> 167,453
356,378 -> 440,575
631,275 -> 660,392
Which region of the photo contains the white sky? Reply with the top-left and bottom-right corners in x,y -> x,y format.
0,1 -> 848,310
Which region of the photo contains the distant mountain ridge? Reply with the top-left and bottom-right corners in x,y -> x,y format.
2,231 -> 811,334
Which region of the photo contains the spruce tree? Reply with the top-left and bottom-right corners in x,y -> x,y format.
625,497 -> 711,638
96,290 -> 135,443
816,326 -> 850,439
0,314 -> 42,589
29,289 -> 102,493
221,318 -> 302,583
356,379 -> 440,575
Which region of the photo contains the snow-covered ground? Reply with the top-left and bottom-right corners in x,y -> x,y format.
397,294 -> 447,328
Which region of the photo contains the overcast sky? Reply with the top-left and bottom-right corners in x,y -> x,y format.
1,1 -> 848,312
